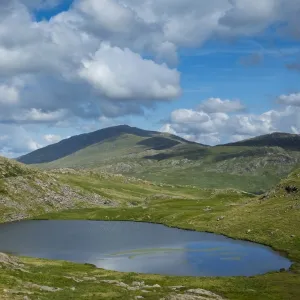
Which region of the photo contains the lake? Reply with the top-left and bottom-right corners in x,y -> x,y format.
0,220 -> 291,276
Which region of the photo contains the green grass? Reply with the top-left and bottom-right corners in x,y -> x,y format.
56,172 -> 216,205
2,254 -> 300,300
0,156 -> 34,179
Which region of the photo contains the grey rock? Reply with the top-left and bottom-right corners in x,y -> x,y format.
169,286 -> 185,290
25,283 -> 62,292
187,288 -> 224,299
163,288 -> 225,300
0,252 -> 21,267
3,289 -> 34,295
82,276 -> 97,281
132,281 -> 145,287
203,207 -> 212,212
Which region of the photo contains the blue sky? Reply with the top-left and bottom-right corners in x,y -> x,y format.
34,0 -> 74,21
138,38 -> 300,130
0,0 -> 300,156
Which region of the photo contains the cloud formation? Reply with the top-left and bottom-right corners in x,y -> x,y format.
0,0 -> 300,156
197,98 -> 245,113
278,93 -> 300,107
43,134 -> 62,143
161,97 -> 300,145
78,43 -> 181,101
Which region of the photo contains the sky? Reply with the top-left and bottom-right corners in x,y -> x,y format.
0,0 -> 300,157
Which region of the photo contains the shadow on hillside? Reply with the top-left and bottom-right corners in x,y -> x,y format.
144,148 -> 209,161
137,137 -> 180,150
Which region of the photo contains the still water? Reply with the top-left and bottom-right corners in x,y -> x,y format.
0,220 -> 291,276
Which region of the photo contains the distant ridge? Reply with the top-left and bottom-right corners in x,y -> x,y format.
17,125 -> 199,164
224,132 -> 300,151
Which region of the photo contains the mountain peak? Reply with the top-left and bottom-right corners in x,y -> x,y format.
17,125 -> 193,164
225,132 -> 300,151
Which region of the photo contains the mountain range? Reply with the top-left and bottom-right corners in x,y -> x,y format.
17,125 -> 300,193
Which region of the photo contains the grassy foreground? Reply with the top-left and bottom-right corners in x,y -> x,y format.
1,169 -> 300,299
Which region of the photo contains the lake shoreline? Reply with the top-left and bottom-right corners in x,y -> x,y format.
0,219 -> 292,277
29,212 -> 295,269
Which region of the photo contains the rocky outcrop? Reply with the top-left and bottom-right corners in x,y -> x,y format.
163,288 -> 225,300
98,280 -> 225,300
0,171 -> 118,223
0,252 -> 22,268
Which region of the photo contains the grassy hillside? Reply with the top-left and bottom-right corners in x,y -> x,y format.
1,168 -> 299,299
0,157 -> 117,223
37,133 -> 300,193
17,127 -> 299,193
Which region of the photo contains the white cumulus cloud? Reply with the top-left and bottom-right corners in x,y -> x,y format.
161,96 -> 300,145
78,43 -> 181,101
43,134 -> 62,144
197,98 -> 245,113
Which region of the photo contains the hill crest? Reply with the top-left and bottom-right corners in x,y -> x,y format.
17,125 -> 199,165
224,132 -> 300,151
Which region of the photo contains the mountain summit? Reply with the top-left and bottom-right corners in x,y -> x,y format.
17,125 -> 197,165
225,132 -> 300,151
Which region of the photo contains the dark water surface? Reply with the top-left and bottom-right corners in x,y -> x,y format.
0,220 -> 291,276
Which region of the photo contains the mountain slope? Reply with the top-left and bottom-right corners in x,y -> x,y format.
37,133 -> 205,170
17,125 -> 199,164
38,141 -> 299,194
0,156 -> 116,223
225,132 -> 300,151
18,128 -> 300,193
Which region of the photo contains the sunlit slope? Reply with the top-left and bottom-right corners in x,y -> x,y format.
38,133 -> 199,169
0,156 -> 115,223
40,142 -> 299,193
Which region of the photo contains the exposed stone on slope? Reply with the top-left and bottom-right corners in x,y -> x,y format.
0,253 -> 22,268
24,282 -> 62,292
98,280 -> 225,300
187,289 -> 224,299
0,172 -> 117,223
163,290 -> 225,300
